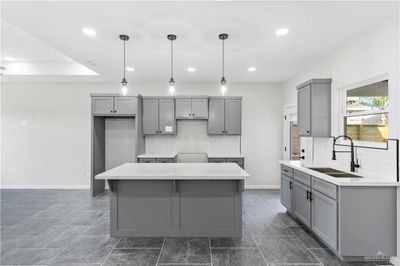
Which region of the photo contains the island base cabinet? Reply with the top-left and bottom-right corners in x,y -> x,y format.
110,179 -> 242,237
311,190 -> 337,250
293,181 -> 311,227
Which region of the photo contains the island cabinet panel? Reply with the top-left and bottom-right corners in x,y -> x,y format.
280,174 -> 293,213
111,180 -> 179,236
293,181 -> 311,227
311,189 -> 337,250
92,97 -> 114,115
208,99 -> 225,134
179,180 -> 241,235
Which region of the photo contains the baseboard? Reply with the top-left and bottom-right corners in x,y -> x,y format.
245,185 -> 280,189
0,185 -> 90,189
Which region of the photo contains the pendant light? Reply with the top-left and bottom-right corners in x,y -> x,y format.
119,34 -> 129,96
219,33 -> 228,95
167,34 -> 177,95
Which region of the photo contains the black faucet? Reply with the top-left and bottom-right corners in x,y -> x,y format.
332,135 -> 360,172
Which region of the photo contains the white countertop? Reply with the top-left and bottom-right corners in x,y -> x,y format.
207,154 -> 244,158
280,160 -> 399,187
96,163 -> 250,180
137,153 -> 177,158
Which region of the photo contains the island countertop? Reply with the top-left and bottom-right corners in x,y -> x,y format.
95,163 -> 250,180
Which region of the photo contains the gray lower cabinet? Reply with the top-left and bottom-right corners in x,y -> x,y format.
92,96 -> 137,116
157,158 -> 174,163
297,79 -> 332,137
311,189 -> 337,250
138,158 -> 156,163
143,98 -> 175,135
208,97 -> 241,135
176,97 -> 208,119
280,174 -> 293,213
293,180 -> 311,227
208,157 -> 245,169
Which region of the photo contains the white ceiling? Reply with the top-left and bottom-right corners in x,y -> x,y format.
1,1 -> 398,82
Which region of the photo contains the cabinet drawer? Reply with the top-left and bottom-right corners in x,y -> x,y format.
138,158 -> 156,163
312,177 -> 337,199
226,158 -> 244,169
281,165 -> 294,178
208,158 -> 227,163
157,158 -> 175,163
294,170 -> 311,186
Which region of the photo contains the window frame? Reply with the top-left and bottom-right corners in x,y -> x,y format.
339,74 -> 389,148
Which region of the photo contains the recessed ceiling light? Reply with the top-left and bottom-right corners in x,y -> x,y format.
82,27 -> 96,37
248,67 -> 256,72
4,56 -> 14,61
187,67 -> 196,72
275,28 -> 289,36
126,67 -> 134,72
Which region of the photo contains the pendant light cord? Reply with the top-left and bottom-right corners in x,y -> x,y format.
222,39 -> 225,78
123,40 -> 126,79
170,39 -> 174,79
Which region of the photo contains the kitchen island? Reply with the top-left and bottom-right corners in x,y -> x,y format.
96,163 -> 249,237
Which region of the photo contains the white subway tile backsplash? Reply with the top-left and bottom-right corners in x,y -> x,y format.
145,120 -> 241,155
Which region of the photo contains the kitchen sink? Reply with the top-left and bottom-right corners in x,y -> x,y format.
307,167 -> 362,178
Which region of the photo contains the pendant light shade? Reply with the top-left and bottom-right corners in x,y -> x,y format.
219,33 -> 228,95
119,34 -> 129,96
167,34 -> 177,95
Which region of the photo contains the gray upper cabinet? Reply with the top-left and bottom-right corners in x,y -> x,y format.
293,181 -> 311,227
114,97 -> 137,115
208,97 -> 242,135
297,79 -> 332,137
175,97 -> 208,119
143,98 -> 175,135
92,96 -> 136,116
92,97 -> 114,115
225,99 -> 241,135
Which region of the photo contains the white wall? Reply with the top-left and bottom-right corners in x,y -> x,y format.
1,82 -> 283,188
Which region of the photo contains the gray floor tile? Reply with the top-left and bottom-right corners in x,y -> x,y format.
83,219 -> 109,236
158,237 -> 211,264
276,212 -> 302,226
116,237 -> 165,249
49,236 -> 120,264
257,235 -> 319,264
211,248 -> 267,266
211,227 -> 257,248
246,214 -> 293,236
289,226 -> 326,248
3,217 -> 60,235
102,248 -> 160,266
1,247 -> 61,265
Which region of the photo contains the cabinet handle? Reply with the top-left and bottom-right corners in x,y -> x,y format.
300,156 -> 305,160
289,181 -> 293,189
284,169 -> 289,173
192,113 -> 195,117
222,130 -> 224,133
110,110 -> 113,113
189,114 -> 192,116
306,190 -> 310,200
306,130 -> 310,133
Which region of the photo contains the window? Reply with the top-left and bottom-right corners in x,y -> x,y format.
344,79 -> 388,143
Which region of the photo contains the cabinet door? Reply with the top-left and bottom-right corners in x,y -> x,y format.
159,99 -> 176,135
176,98 -> 192,119
208,158 -> 226,163
92,97 -> 114,115
225,99 -> 241,135
114,97 -> 137,115
143,99 -> 159,135
226,158 -> 244,169
208,99 -> 225,135
311,190 -> 337,250
192,98 -> 208,119
157,158 -> 175,163
293,181 -> 311,227
281,175 -> 293,212
138,158 -> 156,163
298,85 -> 311,136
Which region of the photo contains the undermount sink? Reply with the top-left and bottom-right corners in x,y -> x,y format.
307,167 -> 362,178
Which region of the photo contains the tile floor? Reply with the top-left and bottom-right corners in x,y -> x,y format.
0,189 -> 395,266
